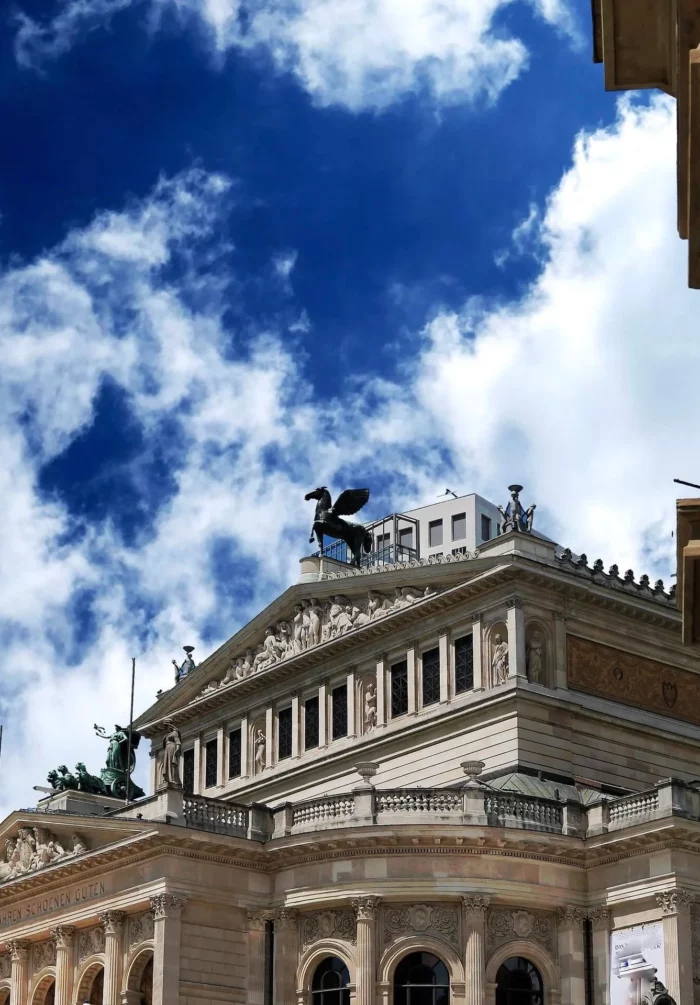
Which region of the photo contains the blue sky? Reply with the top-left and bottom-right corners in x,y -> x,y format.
0,0 -> 696,809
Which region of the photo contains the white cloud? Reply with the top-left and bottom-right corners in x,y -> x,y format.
15,0 -> 576,111
0,93 -> 697,818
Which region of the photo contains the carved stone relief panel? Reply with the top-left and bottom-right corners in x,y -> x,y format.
128,911 -> 155,948
486,908 -> 556,956
0,954 -> 10,979
301,910 -> 356,948
32,940 -> 56,973
78,927 -> 105,962
382,903 -> 459,947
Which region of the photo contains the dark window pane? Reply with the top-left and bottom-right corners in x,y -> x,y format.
399,526 -> 414,548
264,920 -> 274,1005
481,514 -> 492,541
332,684 -> 348,740
455,634 -> 474,694
451,513 -> 466,541
495,957 -> 544,1005
429,520 -> 443,548
305,696 -> 319,750
391,660 -> 409,717
394,953 -> 450,1005
182,748 -> 195,794
205,738 -> 218,789
278,707 -> 293,760
228,727 -> 242,778
422,646 -> 440,706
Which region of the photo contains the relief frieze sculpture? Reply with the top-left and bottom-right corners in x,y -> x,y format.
382,904 -> 459,946
0,954 -> 10,979
567,636 -> 700,727
78,927 -> 105,962
128,912 -> 155,948
302,909 -> 356,947
197,587 -> 437,700
0,828 -> 88,882
486,908 -> 556,955
32,939 -> 57,973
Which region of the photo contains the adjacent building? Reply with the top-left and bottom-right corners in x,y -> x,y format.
0,488 -> 698,1004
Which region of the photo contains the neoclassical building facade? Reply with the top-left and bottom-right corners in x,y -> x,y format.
0,495 -> 699,1004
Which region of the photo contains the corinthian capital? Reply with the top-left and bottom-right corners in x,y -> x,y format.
50,926 -> 76,950
353,896 -> 380,922
99,911 -> 126,936
557,906 -> 586,927
247,910 -> 273,931
461,895 -> 490,918
150,893 -> 188,920
587,907 -> 610,930
274,908 -> 299,931
656,890 -> 694,915
8,940 -> 29,962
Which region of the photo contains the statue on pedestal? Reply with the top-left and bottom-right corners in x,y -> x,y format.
156,721 -> 182,790
305,487 -> 373,567
173,645 -> 196,683
492,634 -> 509,685
94,724 -> 145,799
497,485 -> 536,535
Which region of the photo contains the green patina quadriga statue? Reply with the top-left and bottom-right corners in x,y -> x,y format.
46,724 -> 145,801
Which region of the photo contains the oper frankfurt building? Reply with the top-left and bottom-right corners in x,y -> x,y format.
0,488 -> 698,1005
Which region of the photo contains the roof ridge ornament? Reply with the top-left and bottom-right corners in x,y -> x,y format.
497,485 -> 536,535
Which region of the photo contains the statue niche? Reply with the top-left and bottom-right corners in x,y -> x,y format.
525,623 -> 547,686
358,675 -> 377,735
490,623 -> 509,687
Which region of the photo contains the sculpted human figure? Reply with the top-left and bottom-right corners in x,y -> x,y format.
307,600 -> 323,647
328,596 -> 354,636
157,721 -> 182,789
292,605 -> 305,653
253,627 -> 287,671
72,834 -> 88,856
364,682 -> 377,731
351,605 -> 371,628
526,632 -> 543,683
492,633 -> 509,685
254,729 -> 266,772
368,590 -> 390,619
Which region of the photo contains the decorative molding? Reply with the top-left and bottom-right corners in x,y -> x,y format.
274,908 -> 299,931
567,636 -> 700,727
382,903 -> 458,946
487,908 -> 556,954
50,926 -> 75,952
246,911 -> 272,932
302,909 -> 356,947
0,828 -> 88,884
354,897 -> 380,923
32,939 -> 56,973
588,907 -> 610,930
553,611 -> 566,622
461,896 -> 490,918
99,911 -> 125,936
506,597 -> 525,610
656,890 -> 694,915
557,906 -> 586,928
7,941 -> 29,963
150,894 -> 187,920
78,926 -> 105,961
128,911 -> 154,948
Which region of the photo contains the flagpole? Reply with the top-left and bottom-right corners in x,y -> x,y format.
125,657 -> 136,805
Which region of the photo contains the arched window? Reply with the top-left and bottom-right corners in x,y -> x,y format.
394,951 -> 450,1005
311,957 -> 350,1005
495,957 -> 544,1005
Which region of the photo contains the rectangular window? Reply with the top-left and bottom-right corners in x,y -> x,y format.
278,707 -> 293,760
455,634 -> 474,693
391,659 -> 409,717
399,526 -> 414,549
376,532 -> 390,550
205,738 -> 218,789
422,646 -> 441,707
228,727 -> 242,778
304,695 -> 319,750
332,684 -> 348,740
428,519 -> 443,548
451,512 -> 466,541
481,514 -> 492,541
182,748 -> 195,795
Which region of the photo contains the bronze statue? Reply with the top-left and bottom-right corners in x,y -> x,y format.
305,487 -> 372,567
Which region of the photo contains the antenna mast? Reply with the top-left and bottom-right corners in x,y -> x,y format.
125,657 -> 136,805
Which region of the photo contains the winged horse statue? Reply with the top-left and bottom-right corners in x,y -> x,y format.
305,487 -> 373,567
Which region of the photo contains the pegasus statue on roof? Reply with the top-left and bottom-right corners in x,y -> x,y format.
305,486 -> 373,567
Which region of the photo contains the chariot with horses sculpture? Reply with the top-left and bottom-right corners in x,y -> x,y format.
305,486 -> 372,567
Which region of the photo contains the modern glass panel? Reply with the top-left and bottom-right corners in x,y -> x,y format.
394,952 -> 450,1005
332,684 -> 348,740
429,519 -> 443,548
391,659 -> 409,717
278,707 -> 293,760
451,512 -> 466,541
482,514 -> 492,541
399,526 -> 414,549
495,957 -> 544,1005
311,957 -> 351,1004
305,695 -> 319,750
454,634 -> 474,693
205,738 -> 218,789
422,646 -> 440,707
182,748 -> 195,794
228,727 -> 242,778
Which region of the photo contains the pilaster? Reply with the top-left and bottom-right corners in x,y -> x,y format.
240,714 -> 249,777
51,926 -> 75,1005
216,724 -> 225,787
407,643 -> 417,715
588,908 -> 609,1005
9,940 -> 29,1005
246,910 -> 271,1005
192,734 -> 202,794
347,669 -> 356,738
273,909 -> 299,1005
554,611 -> 567,689
439,632 -> 449,702
265,707 -> 274,765
472,613 -> 483,690
506,598 -> 526,679
150,893 -> 187,1005
319,683 -> 328,746
656,889 -> 695,1003
353,896 -> 379,1005
99,911 -> 125,1005
375,657 -> 386,726
290,694 -> 300,757
462,896 -> 489,1005
557,906 -> 586,1005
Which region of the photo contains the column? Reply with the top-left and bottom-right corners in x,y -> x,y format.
193,734 -> 202,794
319,684 -> 328,746
353,896 -> 379,1005
439,633 -> 449,703
273,909 -> 299,1005
51,926 -> 75,1005
216,724 -> 225,787
291,694 -> 300,757
151,893 -> 188,1005
149,745 -> 158,796
240,714 -> 249,777
656,890 -> 695,1003
375,657 -> 386,726
554,611 -> 567,689
472,613 -> 483,690
407,642 -> 417,715
462,896 -> 489,1005
557,907 -> 586,1005
9,940 -> 30,1005
265,707 -> 274,765
347,669 -> 356,738
246,910 -> 269,1005
506,599 -> 526,679
99,911 -> 125,1005
588,908 -> 609,1005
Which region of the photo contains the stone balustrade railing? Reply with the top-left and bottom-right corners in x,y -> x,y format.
182,794 -> 249,836
291,794 -> 356,830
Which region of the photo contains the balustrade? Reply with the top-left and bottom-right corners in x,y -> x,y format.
182,794 -> 248,835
